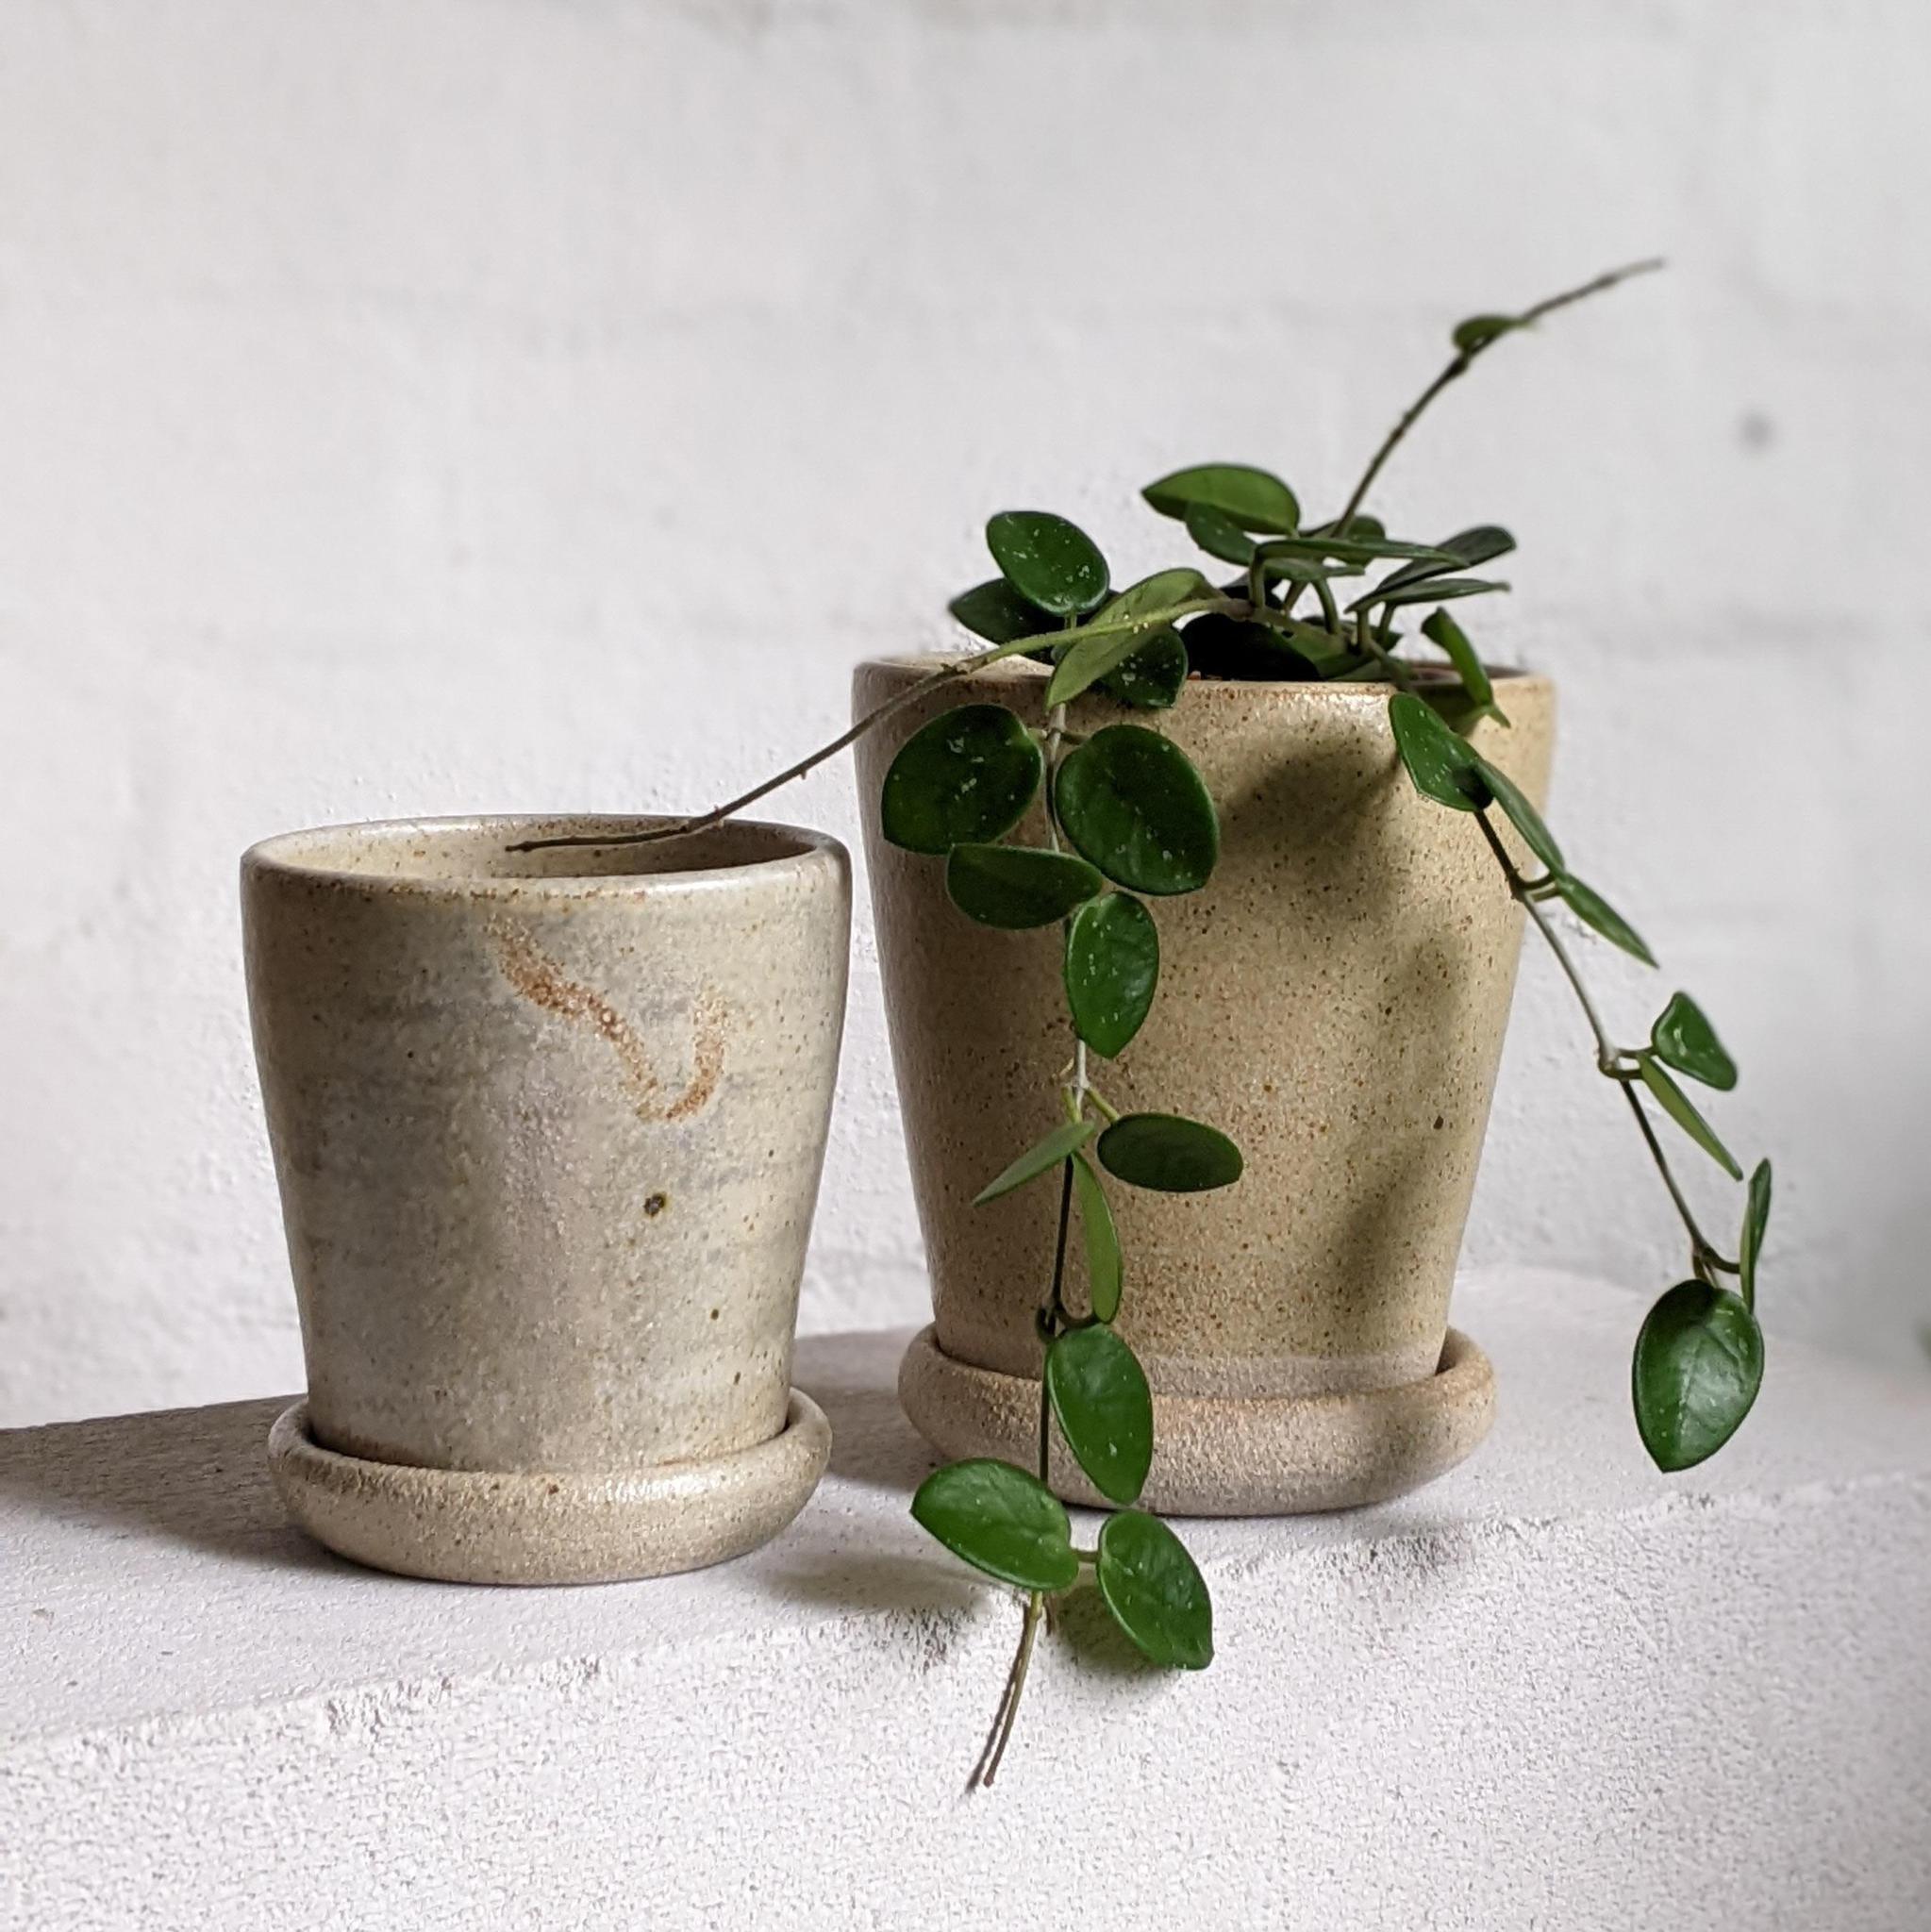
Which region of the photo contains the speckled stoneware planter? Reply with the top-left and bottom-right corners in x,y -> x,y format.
243,814 -> 848,1584
854,658 -> 1556,1516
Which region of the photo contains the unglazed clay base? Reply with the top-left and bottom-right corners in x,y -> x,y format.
899,1327 -> 1494,1517
268,1391 -> 831,1585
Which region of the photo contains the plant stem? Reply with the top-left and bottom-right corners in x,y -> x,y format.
1475,807 -> 1731,1277
508,599 -> 1243,857
1333,258 -> 1664,531
972,1590 -> 1043,1790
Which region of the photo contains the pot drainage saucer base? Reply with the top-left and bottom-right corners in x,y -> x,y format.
898,1326 -> 1493,1518
267,1390 -> 831,1585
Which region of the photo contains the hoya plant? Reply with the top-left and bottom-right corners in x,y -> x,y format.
520,258 -> 1773,1787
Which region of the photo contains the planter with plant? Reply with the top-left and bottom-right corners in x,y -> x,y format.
519,261 -> 1773,1782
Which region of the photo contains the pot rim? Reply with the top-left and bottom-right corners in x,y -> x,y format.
858,653 -> 1547,694
241,812 -> 848,901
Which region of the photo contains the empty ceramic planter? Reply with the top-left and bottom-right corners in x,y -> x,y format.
243,814 -> 848,1584
854,658 -> 1556,1516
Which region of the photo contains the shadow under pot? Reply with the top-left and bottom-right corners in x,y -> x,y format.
853,657 -> 1556,1516
242,814 -> 850,1584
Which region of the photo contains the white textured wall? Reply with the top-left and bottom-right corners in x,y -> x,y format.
3,0 -> 1926,1424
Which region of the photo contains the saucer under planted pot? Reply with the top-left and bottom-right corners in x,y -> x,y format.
243,814 -> 849,1584
854,658 -> 1556,1515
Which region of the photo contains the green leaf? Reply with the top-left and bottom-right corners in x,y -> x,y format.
1047,1324 -> 1154,1505
1739,1159 -> 1772,1308
1632,1281 -> 1764,1472
1098,628 -> 1188,710
948,578 -> 1058,644
1142,463 -> 1298,535
1473,755 -> 1562,874
1554,874 -> 1656,966
1376,525 -> 1518,598
1054,725 -> 1219,895
1650,991 -> 1738,1091
1182,502 -> 1257,566
1453,313 -> 1525,353
879,704 -> 1043,856
1045,569 -> 1214,707
1637,1056 -> 1743,1180
1064,891 -> 1159,1058
1388,691 -> 1491,813
1073,1155 -> 1123,1322
945,843 -> 1103,929
1095,1510 -> 1213,1669
1305,513 -> 1386,542
1355,575 -> 1510,614
1420,608 -> 1505,721
1097,1112 -> 1242,1193
911,1458 -> 1080,1591
1257,555 -> 1365,585
973,1116 -> 1100,1206
986,510 -> 1109,617
1257,532 -> 1454,567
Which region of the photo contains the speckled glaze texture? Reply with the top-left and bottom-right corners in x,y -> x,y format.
854,659 -> 1555,1513
244,815 -> 848,1582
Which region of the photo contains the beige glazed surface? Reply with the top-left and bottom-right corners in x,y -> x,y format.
854,658 -> 1555,1511
243,815 -> 848,1582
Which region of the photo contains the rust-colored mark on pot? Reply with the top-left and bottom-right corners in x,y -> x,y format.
492,927 -> 726,1122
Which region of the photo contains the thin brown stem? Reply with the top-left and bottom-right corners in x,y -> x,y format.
1618,1079 -> 1727,1276
971,1591 -> 1044,1791
1334,258 -> 1664,531
507,596 -> 1242,857
1477,806 -> 1731,1276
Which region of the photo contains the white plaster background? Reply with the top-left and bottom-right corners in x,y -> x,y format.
2,0 -> 1925,1424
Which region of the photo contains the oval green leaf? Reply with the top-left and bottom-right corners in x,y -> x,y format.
1555,874 -> 1656,966
1064,892 -> 1158,1059
1097,1112 -> 1242,1193
1257,532 -> 1454,567
880,704 -> 1043,856
1739,1158 -> 1772,1308
1473,753 -> 1563,874
1046,1324 -> 1154,1506
986,510 -> 1109,617
1098,628 -> 1189,711
911,1457 -> 1080,1591
973,1116 -> 1099,1206
1389,691 -> 1491,813
1632,1281 -> 1764,1472
1095,1509 -> 1213,1669
1637,1055 -> 1743,1180
1357,575 -> 1510,613
1072,1154 -> 1123,1322
1420,608 -> 1504,720
945,843 -> 1103,929
1055,725 -> 1219,895
1045,569 -> 1214,708
1182,501 -> 1257,565
1651,991 -> 1738,1091
1377,525 -> 1518,598
948,578 -> 1058,644
1142,463 -> 1299,535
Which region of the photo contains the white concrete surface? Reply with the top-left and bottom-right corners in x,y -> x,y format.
4,1270 -> 1929,1930
5,1 -> 1931,1422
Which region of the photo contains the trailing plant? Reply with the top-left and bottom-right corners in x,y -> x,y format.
516,258 -> 1773,1784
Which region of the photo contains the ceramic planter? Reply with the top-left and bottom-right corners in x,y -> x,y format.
243,814 -> 848,1584
854,659 -> 1556,1515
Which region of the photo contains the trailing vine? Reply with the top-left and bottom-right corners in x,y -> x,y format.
511,258 -> 1773,1785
